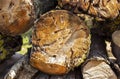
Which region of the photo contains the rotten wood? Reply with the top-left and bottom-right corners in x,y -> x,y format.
30,10 -> 90,75
82,29 -> 117,79
0,0 -> 57,36
58,0 -> 120,19
0,53 -> 23,79
0,0 -> 35,36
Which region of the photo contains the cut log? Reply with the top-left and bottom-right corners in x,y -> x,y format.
112,30 -> 120,67
0,0 -> 35,36
30,10 -> 91,75
0,0 -> 57,36
58,0 -> 120,19
82,30 -> 117,79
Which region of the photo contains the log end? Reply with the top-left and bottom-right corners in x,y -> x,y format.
30,10 -> 90,75
0,0 -> 35,36
82,60 -> 117,79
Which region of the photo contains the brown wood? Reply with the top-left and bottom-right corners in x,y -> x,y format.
58,0 -> 120,19
30,10 -> 90,75
0,0 -> 35,36
0,0 -> 57,36
4,54 -> 82,79
82,30 -> 117,79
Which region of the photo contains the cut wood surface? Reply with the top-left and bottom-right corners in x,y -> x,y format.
30,10 -> 90,75
0,0 -> 35,36
82,30 -> 117,79
3,30 -> 120,79
0,0 -> 57,36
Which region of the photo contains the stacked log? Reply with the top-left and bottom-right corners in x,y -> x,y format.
82,29 -> 117,79
0,0 -> 57,36
58,0 -> 120,19
0,0 -> 57,62
30,10 -> 90,75
4,29 -> 120,79
1,0 -> 120,79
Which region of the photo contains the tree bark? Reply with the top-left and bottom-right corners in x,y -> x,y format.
4,55 -> 38,79
82,29 -> 117,79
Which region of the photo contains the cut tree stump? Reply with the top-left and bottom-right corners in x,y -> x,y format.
82,29 -> 117,79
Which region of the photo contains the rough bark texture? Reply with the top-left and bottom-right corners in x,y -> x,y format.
82,29 -> 117,79
30,10 -> 90,75
58,0 -> 120,19
4,55 -> 38,79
